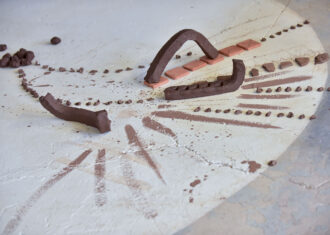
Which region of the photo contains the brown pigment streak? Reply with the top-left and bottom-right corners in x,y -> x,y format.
242,76 -> 312,89
242,160 -> 261,173
157,104 -> 172,109
95,149 -> 106,207
238,94 -> 296,99
237,103 -> 289,110
120,157 -> 158,219
151,111 -> 280,129
125,125 -> 166,184
244,70 -> 291,82
3,149 -> 92,235
142,116 -> 176,139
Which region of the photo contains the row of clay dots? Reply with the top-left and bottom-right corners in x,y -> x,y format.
17,69 -> 158,105
256,86 -> 330,93
36,51 -> 194,76
260,20 -> 309,42
193,107 -> 316,120
70,97 -> 154,107
37,64 -> 147,76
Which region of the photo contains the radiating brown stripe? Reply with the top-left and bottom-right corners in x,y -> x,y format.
3,149 -> 92,235
237,103 -> 289,110
238,94 -> 296,99
120,157 -> 158,219
95,149 -> 106,207
244,70 -> 291,82
151,111 -> 280,129
142,116 -> 176,139
242,76 -> 312,89
125,125 -> 165,184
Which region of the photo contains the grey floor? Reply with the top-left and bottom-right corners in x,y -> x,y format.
177,1 -> 330,234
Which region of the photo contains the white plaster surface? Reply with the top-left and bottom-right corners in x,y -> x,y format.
0,0 -> 328,234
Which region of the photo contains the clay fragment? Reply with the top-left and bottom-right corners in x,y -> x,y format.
279,61 -> 293,69
250,68 -> 259,77
314,53 -> 328,64
262,63 -> 275,72
39,93 -> 111,133
295,57 -> 309,66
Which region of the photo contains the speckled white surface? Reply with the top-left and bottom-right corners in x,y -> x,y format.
0,0 -> 328,234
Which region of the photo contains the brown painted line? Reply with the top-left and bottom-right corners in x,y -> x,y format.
125,125 -> 166,184
242,76 -> 312,89
238,94 -> 296,99
95,149 -> 106,207
142,116 -> 176,139
56,156 -> 151,190
3,149 -> 92,235
151,110 -> 280,129
237,103 -> 289,110
120,157 -> 158,219
244,70 -> 291,83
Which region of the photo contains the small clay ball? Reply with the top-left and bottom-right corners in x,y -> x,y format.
50,36 -> 61,45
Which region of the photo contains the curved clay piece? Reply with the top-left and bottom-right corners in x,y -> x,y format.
164,59 -> 245,100
39,93 -> 111,133
144,29 -> 219,83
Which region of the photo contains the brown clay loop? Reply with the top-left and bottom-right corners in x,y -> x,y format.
144,29 -> 219,83
164,59 -> 245,100
39,93 -> 111,133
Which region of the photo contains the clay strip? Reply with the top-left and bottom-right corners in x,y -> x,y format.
244,70 -> 291,82
39,93 -> 111,133
125,125 -> 165,183
237,103 -> 289,110
142,116 -> 176,139
151,110 -> 280,129
164,59 -> 245,100
95,149 -> 107,207
238,94 -> 296,99
3,149 -> 92,235
242,76 -> 312,89
144,29 -> 219,83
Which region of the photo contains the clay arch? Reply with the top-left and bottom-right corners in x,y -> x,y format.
144,29 -> 219,84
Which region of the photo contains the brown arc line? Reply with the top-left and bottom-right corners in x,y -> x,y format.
142,116 -> 177,139
244,70 -> 291,83
124,125 -> 166,184
151,111 -> 280,129
120,157 -> 158,219
238,94 -> 296,99
95,149 -> 106,207
237,103 -> 289,110
242,76 -> 312,89
3,149 -> 92,235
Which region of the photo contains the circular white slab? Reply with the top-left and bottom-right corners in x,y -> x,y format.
0,0 -> 327,234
